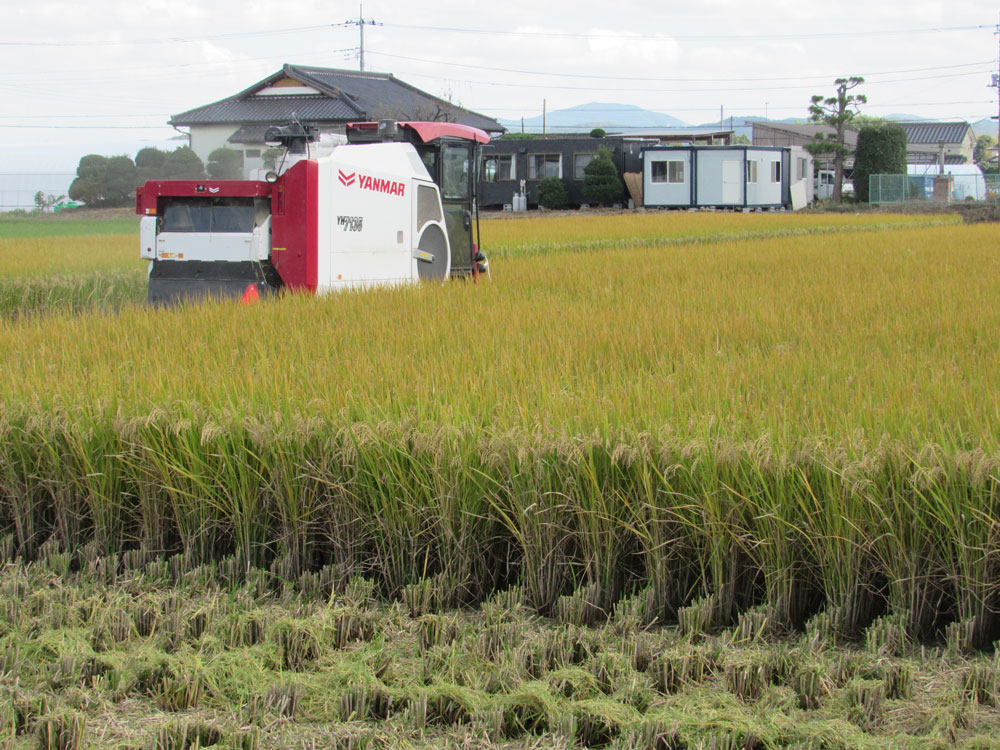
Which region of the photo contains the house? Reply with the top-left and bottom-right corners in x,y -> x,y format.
752,122 -> 858,172
478,135 -> 651,208
641,145 -> 813,209
169,64 -> 504,175
610,128 -> 735,146
753,120 -> 977,171
897,122 -> 976,166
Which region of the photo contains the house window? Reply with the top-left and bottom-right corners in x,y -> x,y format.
747,161 -> 758,184
528,154 -> 562,180
574,153 -> 596,179
770,161 -> 781,183
245,149 -> 261,159
481,155 -> 515,183
651,160 -> 685,184
796,157 -> 807,181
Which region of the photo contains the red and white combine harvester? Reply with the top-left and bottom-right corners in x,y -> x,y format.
136,120 -> 490,303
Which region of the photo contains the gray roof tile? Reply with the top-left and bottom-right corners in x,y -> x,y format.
171,64 -> 503,133
899,122 -> 972,145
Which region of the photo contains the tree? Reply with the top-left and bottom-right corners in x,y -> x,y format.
582,146 -> 623,206
33,191 -> 63,211
68,154 -> 109,205
804,76 -> 866,202
207,147 -> 244,179
536,176 -> 568,209
162,147 -> 205,179
589,128 -> 606,139
135,147 -> 169,184
974,134 -> 996,174
850,114 -> 888,131
262,147 -> 285,170
104,156 -> 137,206
67,153 -> 136,206
852,122 -> 907,203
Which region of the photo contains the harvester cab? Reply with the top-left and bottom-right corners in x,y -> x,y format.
136,119 -> 490,304
345,120 -> 489,280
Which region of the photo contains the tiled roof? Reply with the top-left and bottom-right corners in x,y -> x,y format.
752,122 -> 859,147
899,122 -> 972,145
176,95 -> 362,125
171,64 -> 504,133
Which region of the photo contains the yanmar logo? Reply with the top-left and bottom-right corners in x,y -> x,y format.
337,169 -> 405,197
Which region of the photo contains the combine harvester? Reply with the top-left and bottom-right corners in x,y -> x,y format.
136,120 -> 490,303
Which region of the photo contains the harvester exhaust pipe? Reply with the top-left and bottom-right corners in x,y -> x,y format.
264,121 -> 319,154
378,120 -> 398,141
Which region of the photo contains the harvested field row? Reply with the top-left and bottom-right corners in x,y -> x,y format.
2,548 -> 999,749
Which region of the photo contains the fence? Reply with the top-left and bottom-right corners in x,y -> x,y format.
869,173 -> 1000,205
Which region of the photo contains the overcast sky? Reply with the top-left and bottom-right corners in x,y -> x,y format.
1,0 -> 997,174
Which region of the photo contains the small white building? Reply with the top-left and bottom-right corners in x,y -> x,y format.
641,146 -> 812,209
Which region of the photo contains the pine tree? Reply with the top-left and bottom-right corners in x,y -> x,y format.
582,146 -> 623,206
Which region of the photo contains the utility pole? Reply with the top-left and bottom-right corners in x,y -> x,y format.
346,5 -> 381,71
995,16 -> 1000,165
543,99 -> 546,135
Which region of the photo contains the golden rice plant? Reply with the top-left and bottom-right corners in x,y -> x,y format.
0,219 -> 996,646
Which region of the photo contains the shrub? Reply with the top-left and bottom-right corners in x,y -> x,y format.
207,148 -> 245,180
536,177 -> 568,210
853,123 -> 907,203
589,128 -> 606,139
583,146 -> 623,206
162,147 -> 205,180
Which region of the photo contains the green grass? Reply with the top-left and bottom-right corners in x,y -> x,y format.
0,210 -> 138,239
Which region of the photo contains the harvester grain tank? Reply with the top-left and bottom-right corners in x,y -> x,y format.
135,120 -> 490,303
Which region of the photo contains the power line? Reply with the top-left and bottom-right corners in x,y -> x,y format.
367,51 -> 994,84
471,101 -> 995,114
0,19 -> 987,48
381,21 -> 990,42
0,23 -> 339,47
386,65 -> 992,94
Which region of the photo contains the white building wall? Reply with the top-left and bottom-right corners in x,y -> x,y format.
745,149 -> 783,206
789,147 -> 813,207
188,125 -> 240,168
696,149 -> 744,206
642,151 -> 692,206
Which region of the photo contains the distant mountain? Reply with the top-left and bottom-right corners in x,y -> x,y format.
498,102 -> 686,133
972,118 -> 996,138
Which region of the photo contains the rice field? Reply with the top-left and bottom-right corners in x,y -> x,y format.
1,209 -> 998,748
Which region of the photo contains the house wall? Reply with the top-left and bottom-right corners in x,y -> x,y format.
906,131 -> 977,166
642,149 -> 692,207
642,146 -> 799,209
188,125 -> 240,167
744,148 -> 783,206
695,149 -> 745,206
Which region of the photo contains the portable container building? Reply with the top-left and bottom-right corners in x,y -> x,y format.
478,136 -> 649,208
642,146 -> 811,209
